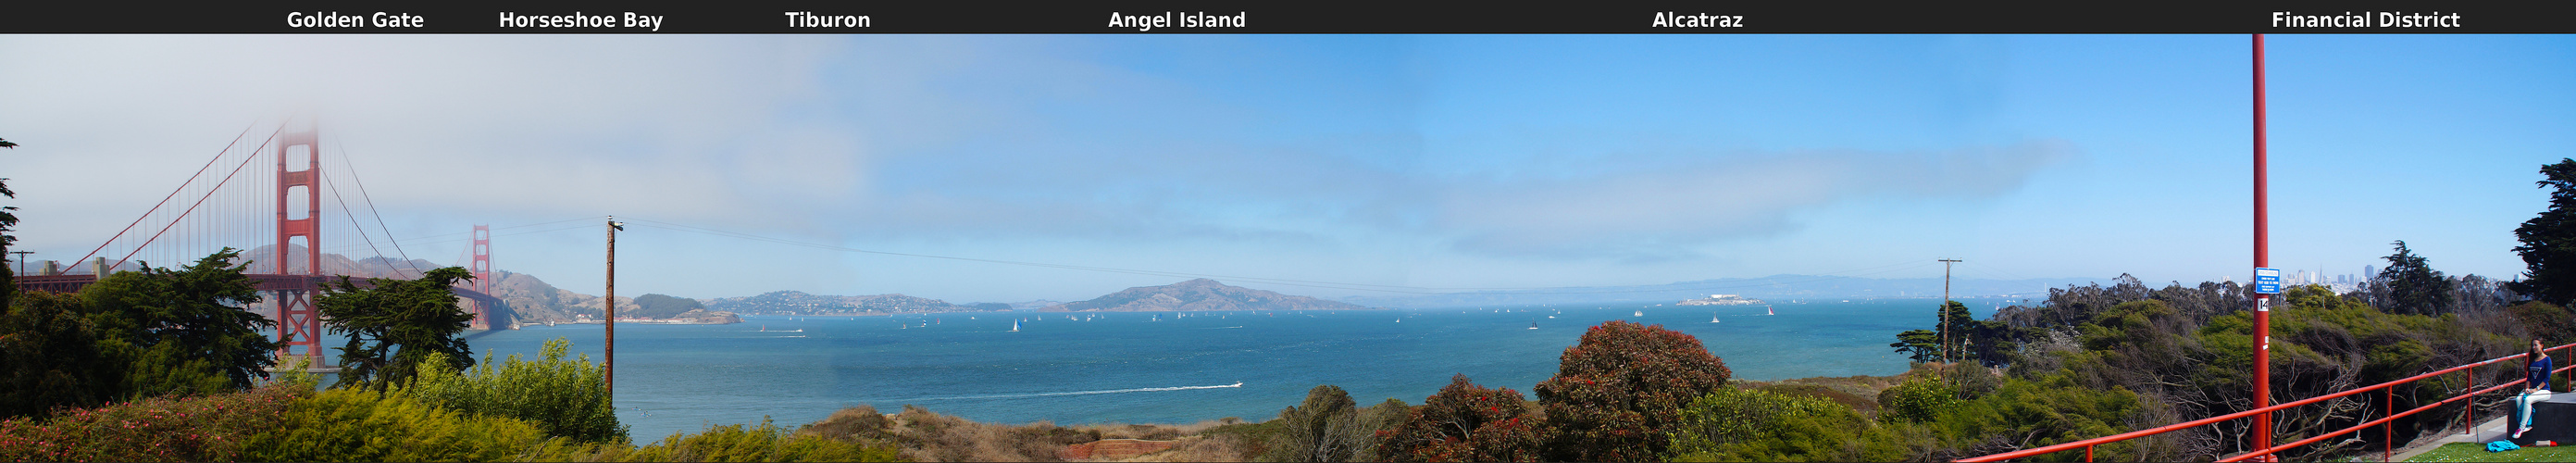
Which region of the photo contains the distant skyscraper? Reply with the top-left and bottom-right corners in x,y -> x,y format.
2365,265 -> 2377,281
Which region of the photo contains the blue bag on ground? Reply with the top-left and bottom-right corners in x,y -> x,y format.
2492,440 -> 2523,452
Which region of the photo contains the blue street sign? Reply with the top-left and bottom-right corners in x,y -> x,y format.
2254,267 -> 2282,294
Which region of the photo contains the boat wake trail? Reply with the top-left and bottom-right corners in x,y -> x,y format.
906,382 -> 1245,401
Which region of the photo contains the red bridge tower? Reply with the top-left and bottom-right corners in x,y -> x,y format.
469,224 -> 492,329
274,129 -> 324,367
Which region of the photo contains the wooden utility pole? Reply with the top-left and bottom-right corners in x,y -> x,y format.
606,216 -> 623,396
10,251 -> 30,276
1939,258 -> 1961,362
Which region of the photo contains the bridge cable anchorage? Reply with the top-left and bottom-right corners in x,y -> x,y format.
76,123 -> 272,268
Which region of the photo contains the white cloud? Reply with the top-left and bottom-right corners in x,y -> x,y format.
1434,140 -> 2075,259
0,35 -> 2082,299
0,35 -> 886,245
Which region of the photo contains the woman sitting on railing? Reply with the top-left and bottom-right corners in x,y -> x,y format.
2520,339 -> 2556,439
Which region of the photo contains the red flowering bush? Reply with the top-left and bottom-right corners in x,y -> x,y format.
1533,320 -> 1732,461
1375,374 -> 1544,462
0,382 -> 305,462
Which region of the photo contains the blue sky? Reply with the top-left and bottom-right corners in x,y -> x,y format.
3,34 -> 2571,303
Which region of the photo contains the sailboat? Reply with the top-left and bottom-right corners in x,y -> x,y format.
1711,315 -> 1721,323
1528,321 -> 1538,330
1634,309 -> 1645,317
1010,319 -> 1020,332
1766,306 -> 1775,316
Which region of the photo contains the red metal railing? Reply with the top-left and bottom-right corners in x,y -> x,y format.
1960,343 -> 2576,462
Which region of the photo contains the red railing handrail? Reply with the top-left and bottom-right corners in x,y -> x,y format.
1959,342 -> 2576,462
2219,377 -> 2530,462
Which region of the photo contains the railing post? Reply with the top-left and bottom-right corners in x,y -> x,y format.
2085,444 -> 2093,462
2384,388 -> 2393,462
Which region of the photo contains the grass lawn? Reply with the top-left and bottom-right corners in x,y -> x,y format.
2408,442 -> 2576,462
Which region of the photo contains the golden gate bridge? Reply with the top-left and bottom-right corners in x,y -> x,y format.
12,119 -> 502,370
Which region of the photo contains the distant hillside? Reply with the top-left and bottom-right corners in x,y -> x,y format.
1336,274 -> 2108,308
222,244 -> 442,280
703,291 -> 981,315
631,294 -> 706,319
1043,279 -> 1375,312
102,244 -> 636,327
485,269 -> 635,325
60,245 -> 750,327
1004,300 -> 1064,311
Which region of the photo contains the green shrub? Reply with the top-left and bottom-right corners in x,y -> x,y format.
796,405 -> 903,445
0,290 -> 124,419
0,382 -> 303,462
1669,386 -> 1873,462
1266,384 -> 1363,462
2508,301 -> 2576,345
241,384 -> 562,462
413,337 -> 628,443
1377,374 -> 1544,462
80,249 -> 280,399
1876,371 -> 1960,424
871,404 -> 1097,461
623,418 -> 905,462
1916,372 -> 2143,461
1532,320 -> 1732,462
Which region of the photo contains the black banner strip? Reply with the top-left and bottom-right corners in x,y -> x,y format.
2,3 -> 2568,34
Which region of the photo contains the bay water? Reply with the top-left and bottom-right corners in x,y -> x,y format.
453,297 -> 2008,443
